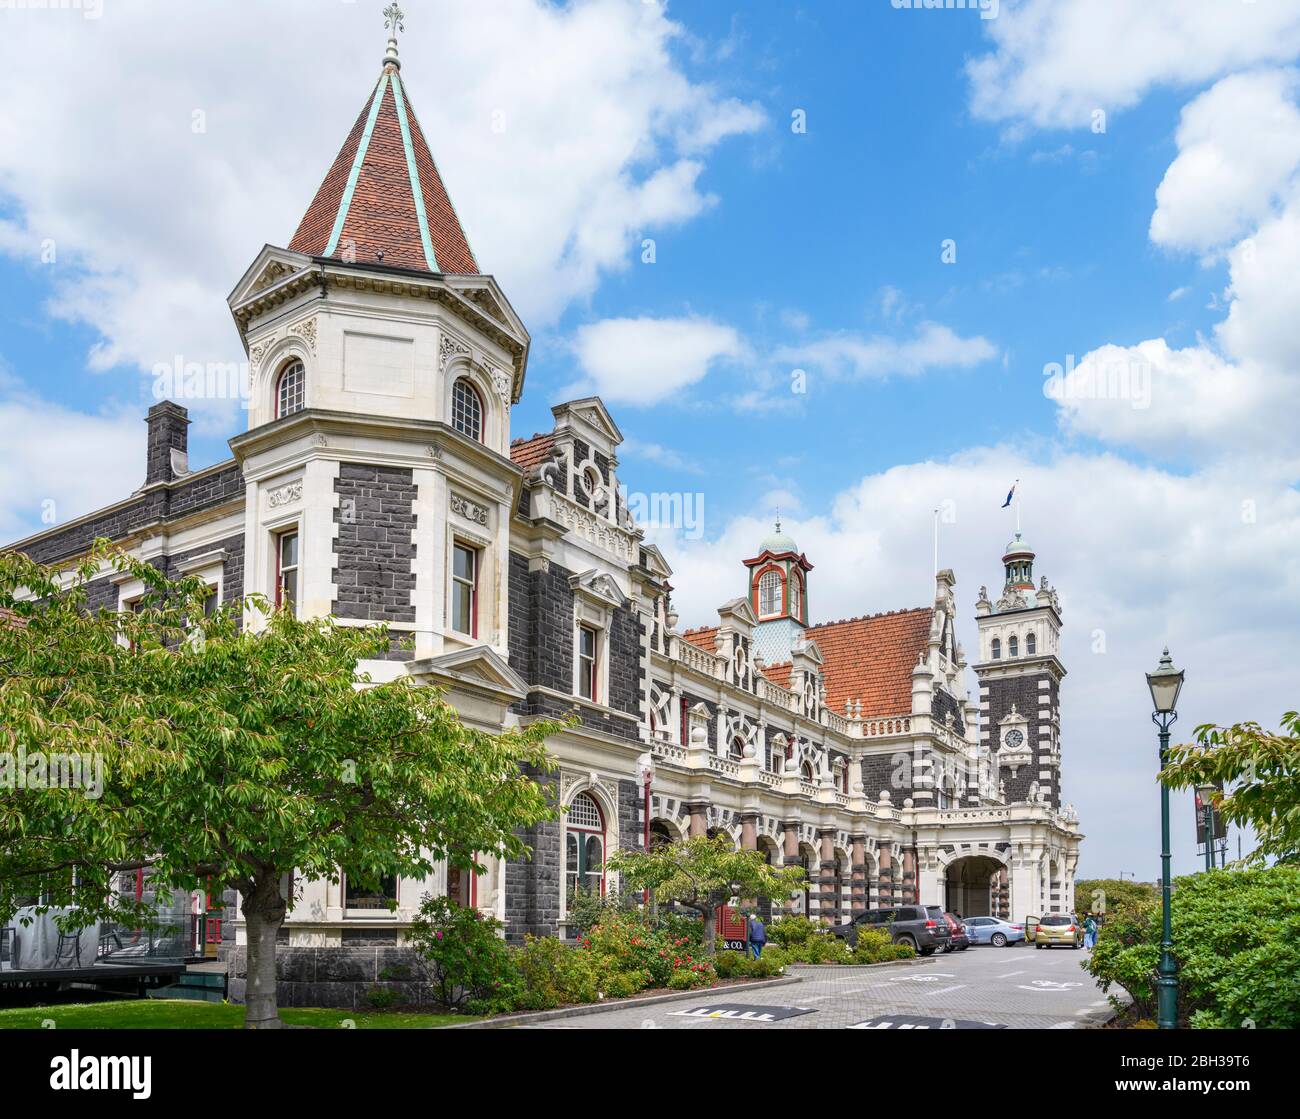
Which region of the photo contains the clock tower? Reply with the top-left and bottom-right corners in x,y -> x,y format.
973,534 -> 1065,808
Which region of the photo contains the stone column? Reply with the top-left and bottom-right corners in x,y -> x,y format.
902,846 -> 917,904
850,835 -> 867,916
780,820 -> 801,915
740,813 -> 758,850
687,801 -> 709,838
877,841 -> 893,907
997,865 -> 1009,918
818,829 -> 836,924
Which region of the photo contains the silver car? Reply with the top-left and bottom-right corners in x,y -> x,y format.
961,916 -> 1025,947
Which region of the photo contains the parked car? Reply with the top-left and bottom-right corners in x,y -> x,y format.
830,905 -> 951,956
961,916 -> 1025,947
925,906 -> 970,951
1030,913 -> 1084,949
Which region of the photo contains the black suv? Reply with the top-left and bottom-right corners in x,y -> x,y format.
829,905 -> 951,956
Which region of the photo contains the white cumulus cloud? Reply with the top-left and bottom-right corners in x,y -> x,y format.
569,316 -> 747,406
0,0 -> 764,389
967,0 -> 1300,130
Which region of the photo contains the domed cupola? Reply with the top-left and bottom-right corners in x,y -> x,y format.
1002,533 -> 1035,592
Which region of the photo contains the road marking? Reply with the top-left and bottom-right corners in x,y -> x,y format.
996,970 -> 1025,978
889,973 -> 955,983
924,984 -> 966,996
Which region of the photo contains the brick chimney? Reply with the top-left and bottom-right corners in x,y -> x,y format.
145,401 -> 190,485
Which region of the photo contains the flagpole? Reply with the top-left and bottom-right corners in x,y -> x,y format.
1016,484 -> 1021,535
933,508 -> 939,576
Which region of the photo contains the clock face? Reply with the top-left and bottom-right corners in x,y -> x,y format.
1005,729 -> 1025,749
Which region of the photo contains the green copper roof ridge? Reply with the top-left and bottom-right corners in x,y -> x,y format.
324,72 -> 390,258
389,71 -> 439,272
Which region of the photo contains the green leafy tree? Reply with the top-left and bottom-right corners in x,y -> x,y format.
608,835 -> 804,951
0,544 -> 560,1027
1073,878 -> 1158,918
1085,866 -> 1300,1028
1162,712 -> 1300,864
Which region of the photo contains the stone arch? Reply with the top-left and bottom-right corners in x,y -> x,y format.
442,352 -> 506,451
559,776 -> 619,922
939,850 -> 1007,919
250,336 -> 313,428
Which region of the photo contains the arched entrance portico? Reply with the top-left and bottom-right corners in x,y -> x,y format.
943,854 -> 1004,918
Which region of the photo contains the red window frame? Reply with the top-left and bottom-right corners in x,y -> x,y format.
451,541 -> 479,638
451,378 -> 484,442
577,624 -> 598,700
275,529 -> 299,613
275,360 -> 305,419
752,563 -> 786,619
565,793 -> 606,901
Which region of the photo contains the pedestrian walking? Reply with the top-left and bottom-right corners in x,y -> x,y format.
1083,913 -> 1098,949
748,913 -> 766,959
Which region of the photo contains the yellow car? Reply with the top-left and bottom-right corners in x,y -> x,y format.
1028,914 -> 1084,949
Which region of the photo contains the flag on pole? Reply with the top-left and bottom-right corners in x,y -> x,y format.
1001,480 -> 1018,509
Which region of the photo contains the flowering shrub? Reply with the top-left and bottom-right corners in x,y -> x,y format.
512,933 -> 601,1010
407,894 -> 521,1013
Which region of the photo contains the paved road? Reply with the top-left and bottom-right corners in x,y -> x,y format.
531,943 -> 1125,1029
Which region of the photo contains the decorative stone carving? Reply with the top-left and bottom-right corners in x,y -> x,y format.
267,481 -> 303,508
439,333 -> 470,372
449,493 -> 489,526
288,316 -> 318,355
488,365 -> 512,402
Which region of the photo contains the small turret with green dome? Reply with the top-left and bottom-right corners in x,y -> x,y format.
743,515 -> 815,664
1002,532 -> 1035,591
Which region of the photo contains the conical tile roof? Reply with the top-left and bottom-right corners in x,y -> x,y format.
289,63 -> 478,275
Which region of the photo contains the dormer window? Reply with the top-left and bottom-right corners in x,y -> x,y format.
451,378 -> 483,442
1026,632 -> 1036,655
276,360 -> 305,418
991,637 -> 1001,660
757,568 -> 781,617
1009,635 -> 1019,658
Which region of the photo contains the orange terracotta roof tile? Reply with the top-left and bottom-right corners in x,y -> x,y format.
759,660 -> 792,689
681,625 -> 718,653
290,66 -> 477,275
509,433 -> 556,472
808,607 -> 932,719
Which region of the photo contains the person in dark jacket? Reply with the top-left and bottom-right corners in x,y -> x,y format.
747,913 -> 766,959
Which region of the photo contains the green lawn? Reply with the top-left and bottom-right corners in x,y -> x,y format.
0,1000 -> 474,1029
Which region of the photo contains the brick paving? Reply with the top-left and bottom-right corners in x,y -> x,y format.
530,943 -> 1125,1029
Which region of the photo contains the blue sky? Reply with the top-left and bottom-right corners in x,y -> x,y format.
2,0 -> 1298,879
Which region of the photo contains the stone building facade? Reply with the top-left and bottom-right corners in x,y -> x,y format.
7,38 -> 1081,1005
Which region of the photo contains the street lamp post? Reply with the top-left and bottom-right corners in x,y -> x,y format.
1146,647 -> 1185,1031
1197,783 -> 1217,873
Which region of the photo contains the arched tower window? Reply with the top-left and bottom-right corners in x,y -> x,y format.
789,572 -> 803,622
991,637 -> 1001,660
451,378 -> 484,442
564,791 -> 605,905
276,360 -> 305,419
1026,632 -> 1036,656
757,568 -> 782,617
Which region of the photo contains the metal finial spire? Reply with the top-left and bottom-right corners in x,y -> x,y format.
774,509 -> 781,534
382,3 -> 405,69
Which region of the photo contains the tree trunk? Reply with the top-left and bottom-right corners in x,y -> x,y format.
701,905 -> 716,952
242,874 -> 287,1029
